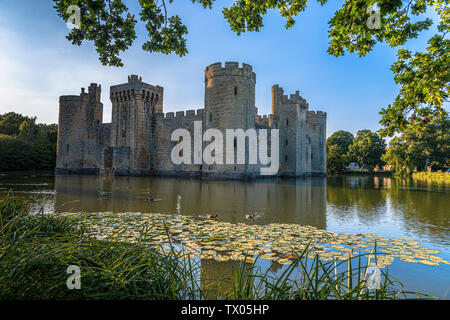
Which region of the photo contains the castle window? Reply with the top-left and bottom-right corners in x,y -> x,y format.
286,119 -> 289,127
234,87 -> 238,95
209,112 -> 212,123
66,144 -> 69,152
285,155 -> 288,162
285,139 -> 288,146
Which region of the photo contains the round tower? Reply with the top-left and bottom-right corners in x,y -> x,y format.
204,62 -> 256,130
203,62 -> 258,177
56,91 -> 88,173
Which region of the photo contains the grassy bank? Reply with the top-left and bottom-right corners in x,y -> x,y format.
0,195 -> 429,300
412,172 -> 450,183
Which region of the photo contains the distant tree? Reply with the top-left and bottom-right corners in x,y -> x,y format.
0,113 -> 32,136
326,130 -> 354,173
0,112 -> 58,171
327,144 -> 347,173
382,113 -> 449,174
347,129 -> 387,172
327,131 -> 354,155
18,117 -> 39,139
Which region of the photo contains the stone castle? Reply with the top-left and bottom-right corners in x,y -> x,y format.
56,62 -> 326,179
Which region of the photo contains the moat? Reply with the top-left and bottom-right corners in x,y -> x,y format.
0,174 -> 448,298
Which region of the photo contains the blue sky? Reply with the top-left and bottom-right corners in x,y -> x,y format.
0,0 -> 441,137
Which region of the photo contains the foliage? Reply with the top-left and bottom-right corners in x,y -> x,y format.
327,144 -> 347,173
327,130 -> 354,173
382,113 -> 449,174
347,129 -> 387,172
0,112 -> 32,136
0,112 -> 57,171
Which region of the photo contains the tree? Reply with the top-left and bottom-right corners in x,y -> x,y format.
0,113 -> 32,136
326,130 -> 354,173
347,129 -> 387,172
382,113 -> 449,174
19,118 -> 39,139
327,144 -> 346,173
327,131 -> 354,155
53,1 -> 449,135
0,112 -> 58,171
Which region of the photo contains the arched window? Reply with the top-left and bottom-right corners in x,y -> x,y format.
209,112 -> 212,123
234,87 -> 238,95
286,119 -> 289,127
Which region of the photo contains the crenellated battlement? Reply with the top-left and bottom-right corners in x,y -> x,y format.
307,111 -> 327,125
205,62 -> 255,80
155,109 -> 204,121
307,110 -> 327,117
256,114 -> 273,127
280,90 -> 308,108
110,75 -> 163,102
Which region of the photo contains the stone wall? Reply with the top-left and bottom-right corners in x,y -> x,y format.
153,109 -> 204,176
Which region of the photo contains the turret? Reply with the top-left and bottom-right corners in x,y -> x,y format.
109,75 -> 164,174
204,62 -> 256,130
203,62 -> 257,177
56,84 -> 103,174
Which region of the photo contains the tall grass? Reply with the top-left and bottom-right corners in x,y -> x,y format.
0,195 -> 430,300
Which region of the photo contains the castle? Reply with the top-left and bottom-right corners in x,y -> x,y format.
56,62 -> 326,179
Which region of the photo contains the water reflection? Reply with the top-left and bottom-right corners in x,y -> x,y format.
326,176 -> 449,246
54,175 -> 327,229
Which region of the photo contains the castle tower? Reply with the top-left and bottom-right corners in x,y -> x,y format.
56,84 -> 103,174
204,62 -> 257,177
110,75 -> 163,175
307,111 -> 327,174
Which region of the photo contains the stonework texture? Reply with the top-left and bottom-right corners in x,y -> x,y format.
56,62 -> 327,179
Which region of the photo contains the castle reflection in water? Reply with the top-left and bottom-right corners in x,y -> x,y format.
54,175 -> 328,229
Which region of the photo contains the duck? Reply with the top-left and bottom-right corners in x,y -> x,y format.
145,191 -> 155,202
207,214 -> 218,219
245,214 -> 256,221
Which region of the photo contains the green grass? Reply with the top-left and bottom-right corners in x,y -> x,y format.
0,195 -> 432,300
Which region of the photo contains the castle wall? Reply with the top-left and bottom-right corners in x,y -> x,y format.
153,109 -> 204,176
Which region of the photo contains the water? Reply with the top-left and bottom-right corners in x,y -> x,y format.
0,173 -> 449,298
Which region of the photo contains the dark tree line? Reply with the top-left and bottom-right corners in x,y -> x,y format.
0,112 -> 57,171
